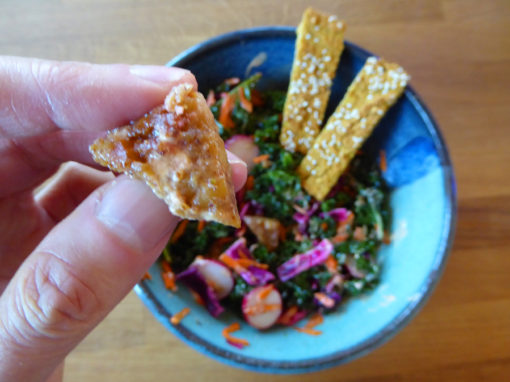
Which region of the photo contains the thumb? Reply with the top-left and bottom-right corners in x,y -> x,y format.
0,177 -> 178,382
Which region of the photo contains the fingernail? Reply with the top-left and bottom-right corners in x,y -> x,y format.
95,177 -> 176,252
129,65 -> 188,85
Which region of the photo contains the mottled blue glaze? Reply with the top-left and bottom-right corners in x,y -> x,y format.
134,27 -> 456,374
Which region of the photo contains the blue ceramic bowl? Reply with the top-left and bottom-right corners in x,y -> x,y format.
135,27 -> 456,373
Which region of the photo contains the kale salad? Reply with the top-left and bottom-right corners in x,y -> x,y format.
157,74 -> 390,334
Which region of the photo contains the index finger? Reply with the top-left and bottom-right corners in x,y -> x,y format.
0,56 -> 196,195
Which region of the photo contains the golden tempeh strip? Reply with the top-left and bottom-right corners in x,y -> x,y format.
280,7 -> 346,154
297,57 -> 410,200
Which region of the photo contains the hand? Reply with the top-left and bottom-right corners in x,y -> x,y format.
0,56 -> 247,382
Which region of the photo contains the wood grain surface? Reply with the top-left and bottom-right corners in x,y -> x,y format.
2,0 -> 510,381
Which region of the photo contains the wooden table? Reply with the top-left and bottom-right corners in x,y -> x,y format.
2,0 -> 510,380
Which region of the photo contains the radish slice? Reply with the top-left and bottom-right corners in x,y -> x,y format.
224,135 -> 259,172
242,285 -> 282,330
193,258 -> 234,299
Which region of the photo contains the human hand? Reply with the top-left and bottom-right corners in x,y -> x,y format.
0,57 -> 247,382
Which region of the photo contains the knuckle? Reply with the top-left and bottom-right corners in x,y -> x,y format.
15,251 -> 102,340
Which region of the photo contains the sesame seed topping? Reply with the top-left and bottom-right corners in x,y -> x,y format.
337,22 -> 343,29
314,25 -> 320,31
305,33 -> 311,40
313,37 -> 319,43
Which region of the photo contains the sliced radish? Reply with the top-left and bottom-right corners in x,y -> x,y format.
242,285 -> 282,330
192,258 -> 234,299
224,135 -> 259,172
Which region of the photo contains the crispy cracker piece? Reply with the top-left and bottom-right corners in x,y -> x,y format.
298,57 -> 410,200
243,215 -> 282,251
280,8 -> 346,154
90,84 -> 241,228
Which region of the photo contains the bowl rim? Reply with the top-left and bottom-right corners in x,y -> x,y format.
135,26 -> 457,374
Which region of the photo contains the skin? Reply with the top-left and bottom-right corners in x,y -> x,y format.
0,57 -> 247,382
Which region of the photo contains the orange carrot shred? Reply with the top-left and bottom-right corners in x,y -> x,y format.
252,154 -> 270,164
162,270 -> 177,292
171,220 -> 188,243
294,327 -> 322,336
293,204 -> 307,215
258,284 -> 274,300
305,312 -> 324,328
244,303 -> 280,316
380,150 -> 387,172
161,260 -> 172,273
219,253 -> 247,274
206,90 -> 216,106
246,175 -> 255,190
238,87 -> 253,113
331,233 -> 348,243
353,226 -> 367,241
197,220 -> 206,233
278,306 -> 299,325
222,322 -> 249,347
236,258 -> 269,269
383,231 -> 392,244
141,272 -> 152,281
325,255 -> 338,273
190,289 -> 205,306
321,222 -> 328,230
219,93 -> 235,128
170,307 -> 190,325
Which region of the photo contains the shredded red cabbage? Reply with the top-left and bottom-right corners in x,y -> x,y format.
176,266 -> 224,317
320,207 -> 351,222
277,239 -> 333,282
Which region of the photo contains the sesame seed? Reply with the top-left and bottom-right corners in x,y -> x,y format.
314,25 -> 320,31
322,48 -> 328,54
367,94 -> 374,100
346,103 -> 352,109
328,15 -> 337,22
313,37 -> 319,43
377,109 -> 384,115
352,136 -> 362,144
337,21 -> 343,29
324,56 -> 331,62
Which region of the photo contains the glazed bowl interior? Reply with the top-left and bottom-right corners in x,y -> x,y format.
135,27 -> 456,374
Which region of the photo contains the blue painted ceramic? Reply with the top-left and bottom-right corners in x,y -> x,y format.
134,27 -> 457,374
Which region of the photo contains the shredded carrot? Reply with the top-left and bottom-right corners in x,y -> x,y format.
206,90 -> 216,106
295,232 -> 304,242
325,255 -> 338,273
321,222 -> 328,230
252,154 -> 270,164
244,303 -> 280,316
380,150 -> 387,172
236,258 -> 269,269
170,307 -> 190,325
344,211 -> 355,226
219,253 -> 247,274
279,225 -> 287,242
245,175 -> 255,190
257,284 -> 274,300
190,289 -> 205,306
238,87 -> 253,113
141,272 -> 152,281
383,231 -> 392,245
222,322 -> 249,348
294,327 -> 322,335
197,220 -> 206,233
314,292 -> 335,309
171,220 -> 188,243
331,233 -> 348,243
161,260 -> 172,273
250,89 -> 264,106
162,270 -> 177,292
225,77 -> 240,86
305,312 -> 324,328
353,226 -> 367,241
278,306 -> 299,325
219,93 -> 235,128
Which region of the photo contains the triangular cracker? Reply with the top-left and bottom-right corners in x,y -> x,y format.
90,83 -> 241,228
